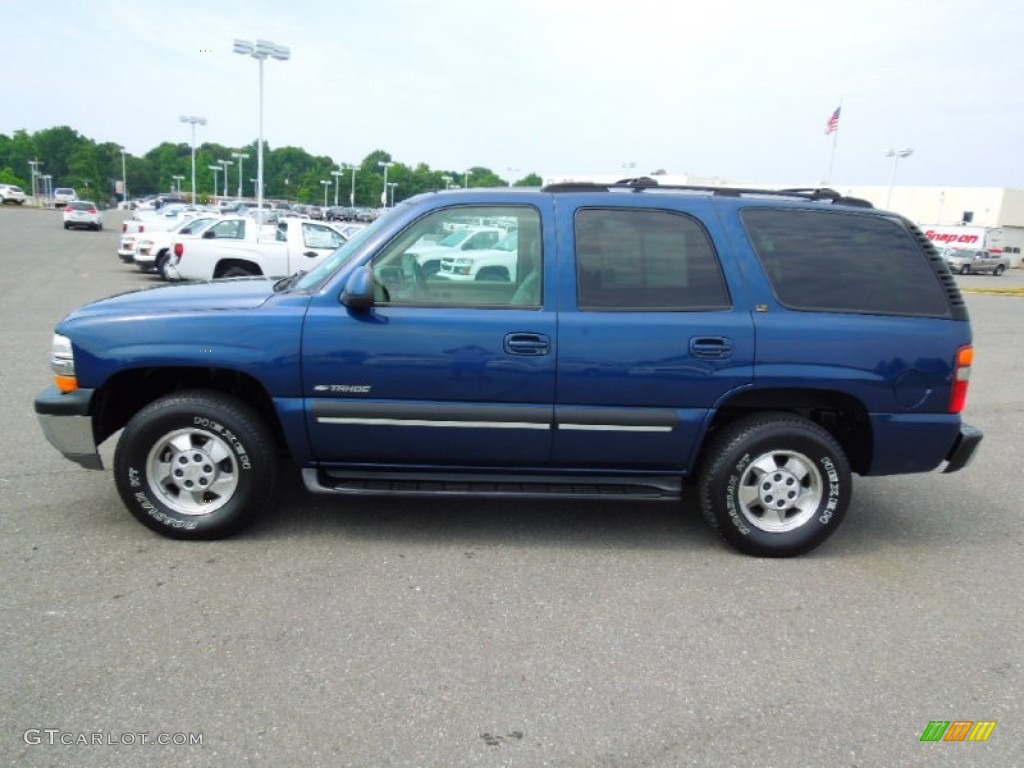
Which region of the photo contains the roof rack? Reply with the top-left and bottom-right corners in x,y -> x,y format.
540,178 -> 874,208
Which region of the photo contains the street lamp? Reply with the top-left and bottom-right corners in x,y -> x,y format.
28,159 -> 41,206
320,179 -> 331,207
441,174 -> 452,190
179,115 -> 206,203
42,174 -> 52,206
884,148 -> 913,209
172,174 -> 185,193
220,159 -> 234,198
506,167 -> 519,187
208,164 -> 221,198
120,147 -> 128,205
346,164 -> 357,207
378,160 -> 394,207
234,38 -> 291,217
231,152 -> 250,198
387,182 -> 397,207
331,169 -> 343,206
463,170 -> 471,188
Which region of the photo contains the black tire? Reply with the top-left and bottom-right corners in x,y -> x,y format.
993,264 -> 1005,276
155,252 -> 170,279
113,390 -> 278,539
697,412 -> 850,557
960,265 -> 971,275
63,223 -> 70,230
476,267 -> 510,282
218,265 -> 258,278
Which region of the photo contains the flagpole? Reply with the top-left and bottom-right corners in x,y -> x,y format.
826,128 -> 839,185
825,99 -> 843,186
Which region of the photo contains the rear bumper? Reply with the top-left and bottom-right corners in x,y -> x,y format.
34,386 -> 103,470
942,423 -> 983,473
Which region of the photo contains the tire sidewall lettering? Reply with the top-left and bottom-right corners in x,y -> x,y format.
128,479 -> 198,530
819,455 -> 841,525
192,416 -> 252,470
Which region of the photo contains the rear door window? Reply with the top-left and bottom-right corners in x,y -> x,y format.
575,208 -> 730,311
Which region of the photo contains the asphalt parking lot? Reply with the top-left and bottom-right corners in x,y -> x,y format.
1,204 -> 1021,767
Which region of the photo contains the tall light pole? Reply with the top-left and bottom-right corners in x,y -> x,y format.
179,115 -> 206,203
42,174 -> 52,206
331,169 -> 343,206
172,174 -> 185,193
220,159 -> 233,198
320,179 -> 331,207
387,182 -> 397,207
506,167 -> 519,187
208,165 -> 221,198
884,148 -> 913,209
120,147 -> 128,205
28,160 -> 41,206
463,170 -> 471,188
231,152 -> 249,198
378,160 -> 394,207
234,38 -> 291,217
346,164 -> 357,207
441,174 -> 452,190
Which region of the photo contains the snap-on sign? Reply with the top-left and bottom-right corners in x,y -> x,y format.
923,230 -> 981,245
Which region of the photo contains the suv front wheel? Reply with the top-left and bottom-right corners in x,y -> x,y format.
698,413 -> 851,557
113,390 -> 278,539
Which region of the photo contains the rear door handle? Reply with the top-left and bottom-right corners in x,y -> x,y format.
689,336 -> 734,359
504,333 -> 550,356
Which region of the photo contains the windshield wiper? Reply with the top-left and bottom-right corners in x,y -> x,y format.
272,270 -> 307,292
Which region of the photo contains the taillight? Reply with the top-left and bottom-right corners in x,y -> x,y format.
949,345 -> 973,413
174,243 -> 183,257
139,225 -> 145,233
88,208 -> 97,214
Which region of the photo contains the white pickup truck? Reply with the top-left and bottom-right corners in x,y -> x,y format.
165,217 -> 349,280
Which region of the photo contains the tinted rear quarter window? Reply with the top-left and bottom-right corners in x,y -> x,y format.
741,208 -> 951,317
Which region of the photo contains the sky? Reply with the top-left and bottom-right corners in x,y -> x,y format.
2,0 -> 1023,188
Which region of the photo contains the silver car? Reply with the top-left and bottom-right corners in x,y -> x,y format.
62,200 -> 103,231
942,248 -> 1009,276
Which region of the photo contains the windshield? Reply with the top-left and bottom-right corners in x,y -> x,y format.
290,219 -> 384,292
179,217 -> 218,235
439,230 -> 472,247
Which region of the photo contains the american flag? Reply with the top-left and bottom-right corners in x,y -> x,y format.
825,106 -> 841,135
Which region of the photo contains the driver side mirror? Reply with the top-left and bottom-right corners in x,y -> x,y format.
340,265 -> 376,309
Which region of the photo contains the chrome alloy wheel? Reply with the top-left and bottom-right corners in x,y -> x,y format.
145,428 -> 239,515
736,450 -> 823,533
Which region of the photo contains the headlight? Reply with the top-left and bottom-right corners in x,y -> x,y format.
51,334 -> 77,392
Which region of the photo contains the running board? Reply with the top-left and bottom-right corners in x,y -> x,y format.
302,468 -> 682,500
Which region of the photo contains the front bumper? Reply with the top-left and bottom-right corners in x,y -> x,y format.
943,423 -> 983,473
34,386 -> 103,470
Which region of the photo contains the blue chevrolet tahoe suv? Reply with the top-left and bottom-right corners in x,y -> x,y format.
34,180 -> 982,556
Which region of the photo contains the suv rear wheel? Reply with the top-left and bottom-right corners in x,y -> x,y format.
113,390 -> 278,539
698,413 -> 850,557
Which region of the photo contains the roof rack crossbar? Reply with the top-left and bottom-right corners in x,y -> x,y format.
539,179 -> 874,208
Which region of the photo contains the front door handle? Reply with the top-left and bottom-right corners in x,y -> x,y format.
689,336 -> 734,359
504,333 -> 550,356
